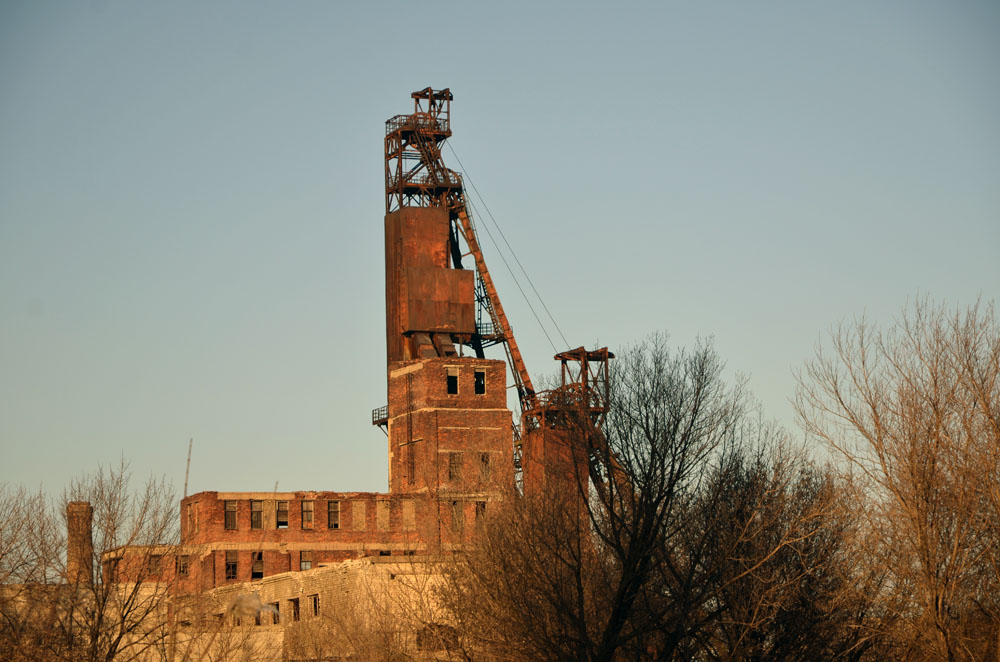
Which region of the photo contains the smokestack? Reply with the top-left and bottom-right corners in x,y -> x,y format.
66,501 -> 93,585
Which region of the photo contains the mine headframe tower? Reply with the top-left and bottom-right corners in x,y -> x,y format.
382,87 -> 614,488
384,87 -> 536,418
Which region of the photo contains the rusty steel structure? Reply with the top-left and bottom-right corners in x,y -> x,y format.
384,87 -> 536,418
381,87 -> 614,487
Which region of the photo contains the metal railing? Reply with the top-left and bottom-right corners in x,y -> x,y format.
387,170 -> 463,189
371,405 -> 388,425
385,114 -> 449,135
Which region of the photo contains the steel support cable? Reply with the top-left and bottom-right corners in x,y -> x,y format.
464,197 -> 560,355
448,143 -> 571,350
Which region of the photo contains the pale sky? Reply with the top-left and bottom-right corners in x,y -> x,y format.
2,1 -> 998,497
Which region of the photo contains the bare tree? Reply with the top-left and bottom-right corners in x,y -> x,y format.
796,298 -> 1000,661
442,334 -> 866,661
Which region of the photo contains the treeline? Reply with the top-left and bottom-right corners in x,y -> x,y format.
438,299 -> 999,661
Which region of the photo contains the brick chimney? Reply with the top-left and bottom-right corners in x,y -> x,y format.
66,501 -> 93,585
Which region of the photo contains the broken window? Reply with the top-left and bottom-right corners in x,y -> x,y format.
300,550 -> 312,571
446,366 -> 459,394
270,602 -> 280,625
480,452 -> 491,482
476,501 -> 487,522
474,369 -> 486,394
309,594 -> 320,617
224,500 -> 237,530
225,551 -> 238,580
276,501 -> 288,529
448,452 -> 462,482
176,554 -> 190,577
251,552 -> 263,580
146,554 -> 162,577
327,500 -> 340,529
289,597 -> 300,622
301,501 -> 314,529
379,550 -> 391,556
451,501 -> 464,534
250,500 -> 262,529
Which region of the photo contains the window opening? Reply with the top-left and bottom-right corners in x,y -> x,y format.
476,501 -> 487,521
448,452 -> 462,482
146,555 -> 162,578
301,501 -> 314,529
225,551 -> 238,580
379,550 -> 391,556
251,551 -> 263,580
276,501 -> 288,529
300,550 -> 312,571
446,366 -> 459,394
250,500 -> 262,529
327,500 -> 340,529
224,500 -> 237,530
309,594 -> 320,617
474,369 -> 485,394
176,554 -> 190,577
480,452 -> 491,482
290,598 -> 300,622
270,602 -> 280,625
452,501 -> 464,534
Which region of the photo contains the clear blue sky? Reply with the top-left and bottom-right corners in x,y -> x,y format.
2,1 -> 997,497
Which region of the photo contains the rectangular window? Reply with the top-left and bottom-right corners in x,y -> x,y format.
301,501 -> 314,529
309,594 -> 320,617
448,452 -> 462,482
476,501 -> 487,525
176,554 -> 190,577
446,366 -> 459,394
480,452 -> 491,482
276,501 -> 288,529
327,500 -> 340,529
224,500 -> 237,530
225,551 -> 238,580
250,500 -> 263,530
146,554 -> 162,577
474,369 -> 486,394
270,602 -> 280,625
452,501 -> 464,534
379,550 -> 391,556
290,598 -> 300,622
251,551 -> 263,580
300,550 -> 312,571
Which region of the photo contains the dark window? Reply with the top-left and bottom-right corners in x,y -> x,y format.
250,500 -> 263,530
309,594 -> 320,617
446,366 -> 459,394
474,370 -> 486,394
251,552 -> 263,580
176,554 -> 190,577
290,598 -> 300,622
301,501 -> 314,529
327,500 -> 340,529
448,452 -> 462,482
379,550 -> 391,556
225,551 -> 238,580
276,501 -> 288,529
270,602 -> 280,625
224,500 -> 237,530
476,501 -> 487,521
146,555 -> 162,577
480,452 -> 491,482
300,550 -> 312,571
